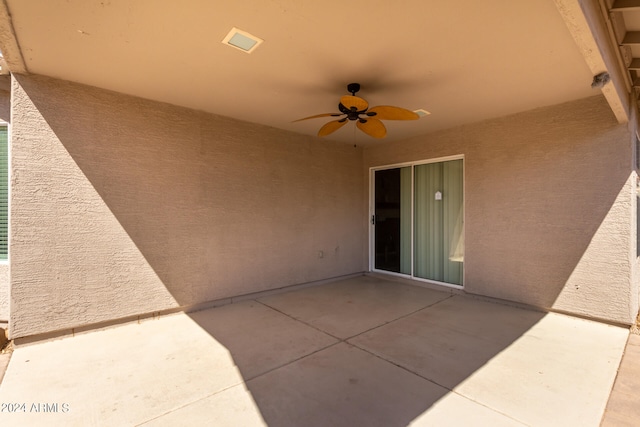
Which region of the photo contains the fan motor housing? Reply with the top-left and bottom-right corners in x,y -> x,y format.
347,83 -> 360,95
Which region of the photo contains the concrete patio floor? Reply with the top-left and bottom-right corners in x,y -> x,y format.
0,275 -> 630,426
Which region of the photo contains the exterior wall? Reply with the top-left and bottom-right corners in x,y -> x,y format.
0,263 -> 7,322
9,74 -> 365,339
364,95 -> 638,324
627,100 -> 640,323
0,89 -> 9,322
8,72 -> 637,335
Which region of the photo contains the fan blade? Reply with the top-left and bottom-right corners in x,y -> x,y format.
318,119 -> 348,137
340,95 -> 369,112
292,113 -> 343,122
357,118 -> 387,138
368,106 -> 419,120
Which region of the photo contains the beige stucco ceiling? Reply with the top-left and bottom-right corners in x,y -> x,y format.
3,0 -> 598,144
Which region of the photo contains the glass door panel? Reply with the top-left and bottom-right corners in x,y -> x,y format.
442,160 -> 464,284
374,167 -> 411,274
413,160 -> 463,285
414,162 -> 444,281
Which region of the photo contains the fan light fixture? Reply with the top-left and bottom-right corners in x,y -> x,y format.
294,83 -> 421,138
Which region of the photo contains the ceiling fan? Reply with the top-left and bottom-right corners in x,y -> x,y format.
294,83 -> 420,138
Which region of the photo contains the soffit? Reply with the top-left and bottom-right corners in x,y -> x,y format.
610,1 -> 640,87
5,0 -> 597,145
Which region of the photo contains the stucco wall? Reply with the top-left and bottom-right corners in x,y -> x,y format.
0,262 -> 7,322
8,73 -> 638,336
364,95 -> 638,324
0,89 -> 9,322
9,74 -> 364,338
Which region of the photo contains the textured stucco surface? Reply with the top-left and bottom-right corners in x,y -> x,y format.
9,74 -> 364,338
364,95 -> 638,324
8,72 -> 639,338
0,263 -> 7,322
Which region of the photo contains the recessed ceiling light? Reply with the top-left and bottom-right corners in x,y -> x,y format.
414,109 -> 431,117
222,27 -> 264,54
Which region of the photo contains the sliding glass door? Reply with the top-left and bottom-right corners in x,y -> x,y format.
373,158 -> 464,286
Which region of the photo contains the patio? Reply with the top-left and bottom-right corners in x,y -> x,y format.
0,275 -> 628,426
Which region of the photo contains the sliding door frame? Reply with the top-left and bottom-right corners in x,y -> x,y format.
369,154 -> 465,289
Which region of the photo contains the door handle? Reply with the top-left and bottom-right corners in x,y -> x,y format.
371,215 -> 375,225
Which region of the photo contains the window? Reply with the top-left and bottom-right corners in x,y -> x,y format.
0,124 -> 6,260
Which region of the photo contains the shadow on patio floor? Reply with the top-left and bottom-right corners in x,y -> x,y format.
0,275 -> 628,427
169,274 -> 625,426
